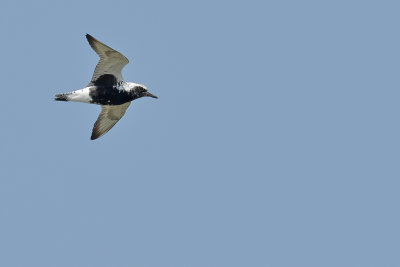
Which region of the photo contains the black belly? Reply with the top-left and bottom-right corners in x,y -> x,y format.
89,86 -> 132,105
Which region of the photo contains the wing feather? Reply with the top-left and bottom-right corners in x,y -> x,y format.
86,34 -> 129,85
91,103 -> 131,140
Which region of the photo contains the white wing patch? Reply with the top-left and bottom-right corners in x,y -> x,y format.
91,102 -> 131,140
86,34 -> 129,85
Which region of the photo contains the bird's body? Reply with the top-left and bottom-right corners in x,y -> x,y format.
55,34 -> 157,140
55,80 -> 146,105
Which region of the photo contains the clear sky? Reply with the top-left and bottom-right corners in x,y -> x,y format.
0,0 -> 399,266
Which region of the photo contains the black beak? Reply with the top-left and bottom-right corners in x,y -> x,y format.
145,92 -> 158,99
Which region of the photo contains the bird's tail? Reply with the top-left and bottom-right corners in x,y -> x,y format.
54,93 -> 70,101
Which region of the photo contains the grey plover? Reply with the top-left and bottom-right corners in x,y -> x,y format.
55,34 -> 157,140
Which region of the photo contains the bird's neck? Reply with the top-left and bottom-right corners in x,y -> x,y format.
128,90 -> 141,100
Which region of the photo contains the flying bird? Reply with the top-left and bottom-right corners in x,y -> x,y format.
55,34 -> 157,140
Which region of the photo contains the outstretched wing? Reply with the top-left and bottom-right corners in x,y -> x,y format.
91,102 -> 131,140
86,34 -> 129,86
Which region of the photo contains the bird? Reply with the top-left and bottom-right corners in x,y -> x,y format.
55,34 -> 157,140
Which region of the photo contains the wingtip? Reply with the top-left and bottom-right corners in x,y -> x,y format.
91,129 -> 103,140
86,33 -> 94,41
86,34 -> 98,50
90,133 -> 99,140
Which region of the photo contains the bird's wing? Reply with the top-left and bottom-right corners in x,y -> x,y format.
86,34 -> 129,86
91,102 -> 131,140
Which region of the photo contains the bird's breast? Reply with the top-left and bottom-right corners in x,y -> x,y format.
89,86 -> 133,105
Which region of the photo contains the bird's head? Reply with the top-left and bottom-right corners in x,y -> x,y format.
131,84 -> 158,99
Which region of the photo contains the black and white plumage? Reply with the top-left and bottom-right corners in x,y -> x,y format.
55,34 -> 157,140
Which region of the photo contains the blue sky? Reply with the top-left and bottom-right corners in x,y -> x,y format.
1,0 -> 399,266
